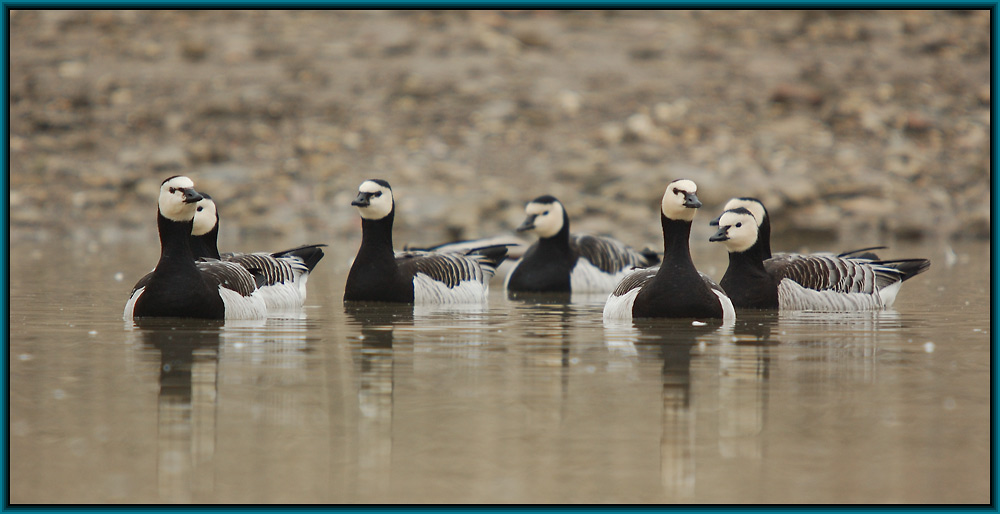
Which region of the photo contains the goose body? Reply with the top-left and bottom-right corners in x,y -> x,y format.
190,195 -> 325,311
603,179 -> 735,321
123,176 -> 268,320
344,179 -> 507,304
709,206 -> 930,311
505,195 -> 659,294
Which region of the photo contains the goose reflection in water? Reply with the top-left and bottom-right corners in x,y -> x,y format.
343,303 -> 413,497
603,316 -> 774,498
128,319 -> 223,503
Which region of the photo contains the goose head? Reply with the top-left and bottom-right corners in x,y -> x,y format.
661,179 -> 701,222
352,179 -> 394,220
710,197 -> 767,228
516,195 -> 566,238
159,175 -> 203,222
191,194 -> 219,237
708,207 -> 759,253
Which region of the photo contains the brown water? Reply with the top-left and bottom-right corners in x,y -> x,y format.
9,238 -> 991,504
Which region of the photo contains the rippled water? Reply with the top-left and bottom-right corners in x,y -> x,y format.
9,238 -> 991,504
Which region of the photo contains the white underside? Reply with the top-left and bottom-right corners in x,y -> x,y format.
413,272 -> 490,304
778,278 -> 889,311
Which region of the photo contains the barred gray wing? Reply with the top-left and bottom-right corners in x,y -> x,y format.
570,234 -> 658,274
610,266 -> 658,297
196,259 -> 259,297
765,254 -> 903,294
398,251 -> 487,288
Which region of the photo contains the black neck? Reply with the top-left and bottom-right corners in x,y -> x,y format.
759,219 -> 773,260
190,224 -> 221,260
725,237 -> 769,275
659,215 -> 695,270
156,212 -> 199,272
357,210 -> 398,266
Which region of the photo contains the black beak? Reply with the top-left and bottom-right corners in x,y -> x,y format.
182,188 -> 204,204
709,213 -> 722,226
352,192 -> 371,207
683,192 -> 702,209
516,214 -> 537,232
709,226 -> 729,242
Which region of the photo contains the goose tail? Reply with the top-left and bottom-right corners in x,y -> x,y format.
272,244 -> 327,272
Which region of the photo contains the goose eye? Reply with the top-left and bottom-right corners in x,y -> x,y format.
373,192 -> 382,198
543,211 -> 549,216
735,222 -> 742,228
672,188 -> 679,195
169,187 -> 177,194
197,206 -> 203,212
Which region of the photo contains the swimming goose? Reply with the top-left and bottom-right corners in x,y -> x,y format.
189,194 -> 326,310
505,195 -> 660,294
709,206 -> 930,310
124,176 -> 268,320
603,179 -> 735,321
709,197 -> 885,261
344,179 -> 508,304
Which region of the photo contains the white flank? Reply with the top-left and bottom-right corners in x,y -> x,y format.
257,282 -> 306,312
413,272 -> 489,304
778,279 -> 884,311
713,289 -> 737,321
877,280 -> 903,308
123,287 -> 144,320
603,286 -> 642,321
218,286 -> 269,319
570,259 -> 633,294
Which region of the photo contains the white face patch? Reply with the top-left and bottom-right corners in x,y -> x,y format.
192,197 -> 218,236
524,200 -> 564,238
661,179 -> 699,221
723,198 -> 766,227
715,210 -> 759,253
355,180 -> 394,220
159,176 -> 199,222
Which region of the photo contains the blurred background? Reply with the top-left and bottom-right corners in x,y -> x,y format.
9,10 -> 991,252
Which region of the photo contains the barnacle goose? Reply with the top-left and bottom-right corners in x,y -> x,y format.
709,206 -> 931,311
603,179 -> 736,321
189,194 -> 326,311
504,195 -> 660,294
709,197 -> 884,261
344,179 -> 508,304
123,176 -> 268,320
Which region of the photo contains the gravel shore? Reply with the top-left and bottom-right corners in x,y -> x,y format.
10,10 -> 991,250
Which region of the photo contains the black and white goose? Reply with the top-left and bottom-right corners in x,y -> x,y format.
189,194 -> 326,311
123,176 -> 268,320
709,206 -> 931,311
709,197 -> 884,261
603,179 -> 736,321
504,195 -> 660,294
344,179 -> 508,304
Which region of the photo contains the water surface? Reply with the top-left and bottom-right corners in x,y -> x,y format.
9,238 -> 991,503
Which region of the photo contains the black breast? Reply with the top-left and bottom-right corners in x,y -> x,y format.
505,242 -> 575,293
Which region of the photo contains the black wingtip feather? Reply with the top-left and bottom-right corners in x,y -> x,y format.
872,258 -> 931,281
271,244 -> 327,272
465,244 -> 509,268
